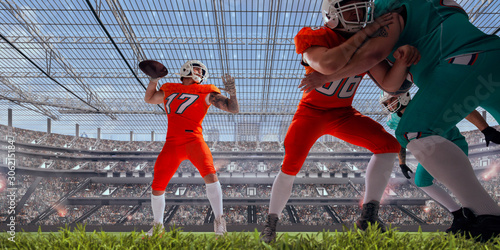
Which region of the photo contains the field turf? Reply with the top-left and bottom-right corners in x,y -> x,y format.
1,224 -> 498,249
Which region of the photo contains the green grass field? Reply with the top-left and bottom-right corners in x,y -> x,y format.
1,225 -> 498,249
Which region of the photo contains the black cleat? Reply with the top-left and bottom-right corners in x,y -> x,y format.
260,214 -> 279,243
356,200 -> 386,232
446,207 -> 475,235
468,214 -> 500,242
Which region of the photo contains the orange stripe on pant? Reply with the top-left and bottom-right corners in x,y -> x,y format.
281,106 -> 400,176
151,136 -> 216,191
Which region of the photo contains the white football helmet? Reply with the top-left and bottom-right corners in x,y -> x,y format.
180,60 -> 208,84
322,0 -> 374,33
379,91 -> 411,113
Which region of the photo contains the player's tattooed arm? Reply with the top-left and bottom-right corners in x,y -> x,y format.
302,13 -> 394,77
369,26 -> 389,38
209,92 -> 239,113
299,13 -> 403,92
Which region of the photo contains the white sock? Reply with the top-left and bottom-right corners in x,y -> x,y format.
269,171 -> 295,215
151,193 -> 165,224
364,153 -> 397,203
408,136 -> 500,215
420,184 -> 461,212
206,181 -> 223,218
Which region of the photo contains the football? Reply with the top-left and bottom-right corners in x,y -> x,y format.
139,60 -> 168,78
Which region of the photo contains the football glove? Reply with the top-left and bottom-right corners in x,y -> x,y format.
221,74 -> 236,96
399,164 -> 413,179
481,126 -> 500,147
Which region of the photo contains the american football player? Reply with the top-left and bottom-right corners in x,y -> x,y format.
381,91 -> 500,234
144,60 -> 239,236
260,0 -> 418,242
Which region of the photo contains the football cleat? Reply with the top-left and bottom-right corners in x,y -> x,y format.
260,214 -> 279,243
468,214 -> 500,242
356,200 -> 386,232
214,216 -> 227,236
446,207 -> 475,234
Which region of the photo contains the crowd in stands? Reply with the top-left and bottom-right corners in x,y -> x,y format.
6,175 -> 474,226
403,202 -> 453,225
169,206 -> 208,226
73,183 -> 110,197
224,206 -> 248,224
112,184 -> 150,197
2,124 -> 500,227
123,205 -> 154,226
321,184 -> 361,198
16,177 -> 81,224
480,175 -> 500,199
260,142 -> 282,151
0,125 -> 380,153
236,142 -> 257,151
0,175 -> 34,223
83,205 -> 129,225
462,125 -> 500,146
331,205 -> 360,224
28,203 -> 445,226
294,205 -> 332,225
38,205 -> 89,225
386,182 -> 429,199
379,205 -> 417,225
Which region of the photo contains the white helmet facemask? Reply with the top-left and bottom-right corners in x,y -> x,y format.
180,60 -> 208,84
379,91 -> 411,113
322,0 -> 374,33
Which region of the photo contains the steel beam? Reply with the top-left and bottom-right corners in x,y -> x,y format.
1,0 -> 116,120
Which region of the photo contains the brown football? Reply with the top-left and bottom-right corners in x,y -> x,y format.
139,60 -> 168,78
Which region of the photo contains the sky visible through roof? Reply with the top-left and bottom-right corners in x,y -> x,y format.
0,0 -> 498,141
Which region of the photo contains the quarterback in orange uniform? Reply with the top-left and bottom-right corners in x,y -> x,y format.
260,0 -> 405,242
144,60 -> 239,236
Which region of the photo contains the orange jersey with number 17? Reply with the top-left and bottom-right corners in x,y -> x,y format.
294,26 -> 366,110
160,83 -> 220,138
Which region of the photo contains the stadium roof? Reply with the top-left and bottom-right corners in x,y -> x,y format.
0,0 -> 499,141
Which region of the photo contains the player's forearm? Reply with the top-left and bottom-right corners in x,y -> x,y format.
314,31 -> 371,75
227,94 -> 240,113
144,80 -> 157,103
311,49 -> 385,84
329,13 -> 403,81
465,110 -> 489,131
398,147 -> 406,165
378,62 -> 409,92
144,80 -> 160,104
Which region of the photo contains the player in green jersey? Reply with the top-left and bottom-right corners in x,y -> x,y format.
380,91 -> 500,234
